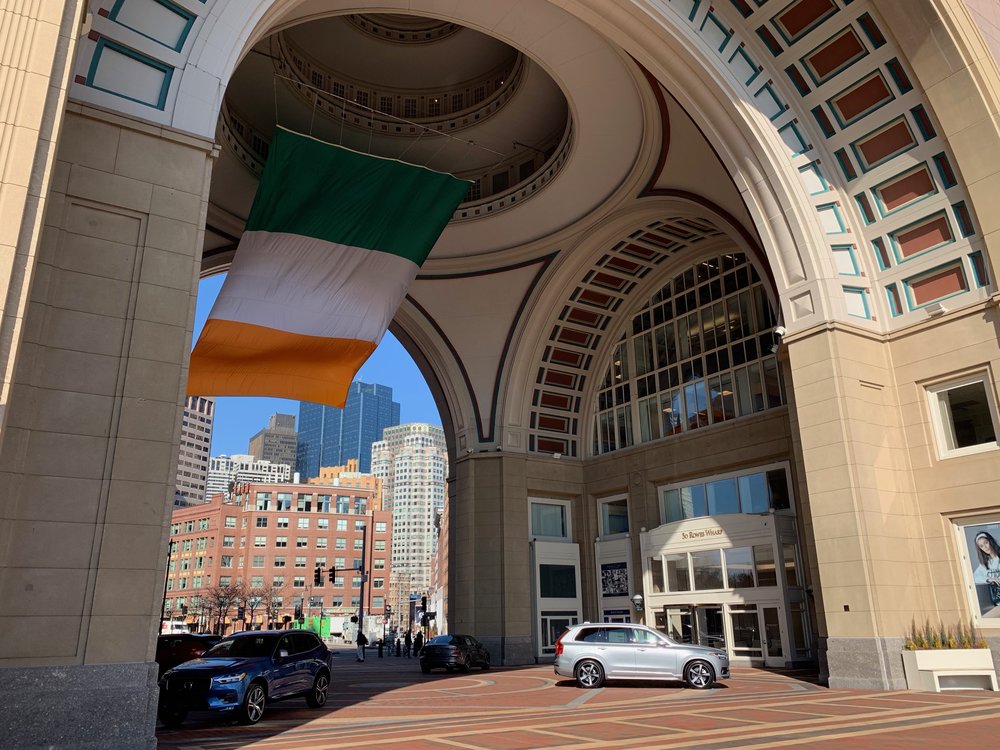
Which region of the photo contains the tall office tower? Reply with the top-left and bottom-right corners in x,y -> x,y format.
205,454 -> 291,501
371,424 -> 447,596
248,413 -> 298,468
296,382 -> 401,478
174,396 -> 215,505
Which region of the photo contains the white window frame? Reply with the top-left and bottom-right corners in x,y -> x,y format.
926,372 -> 1000,460
656,461 -> 794,525
597,493 -> 630,540
528,497 -> 573,541
952,513 -> 1000,629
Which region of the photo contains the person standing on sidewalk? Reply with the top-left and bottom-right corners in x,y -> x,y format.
356,630 -> 368,662
403,630 -> 412,658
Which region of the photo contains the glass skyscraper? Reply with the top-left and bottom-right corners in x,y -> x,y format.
296,382 -> 401,478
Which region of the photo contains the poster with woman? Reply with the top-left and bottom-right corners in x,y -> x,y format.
962,520 -> 1000,618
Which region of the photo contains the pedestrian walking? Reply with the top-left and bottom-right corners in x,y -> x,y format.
403,630 -> 412,658
356,629 -> 368,662
413,631 -> 423,655
395,638 -> 402,657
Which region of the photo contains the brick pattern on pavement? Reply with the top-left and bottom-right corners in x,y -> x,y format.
157,645 -> 1000,749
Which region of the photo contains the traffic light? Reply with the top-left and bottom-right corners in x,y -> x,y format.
314,566 -> 323,586
237,606 -> 245,620
421,596 -> 427,611
328,567 -> 336,583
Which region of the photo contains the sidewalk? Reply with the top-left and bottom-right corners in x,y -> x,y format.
158,645 -> 1000,749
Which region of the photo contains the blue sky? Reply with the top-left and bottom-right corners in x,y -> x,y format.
194,275 -> 441,456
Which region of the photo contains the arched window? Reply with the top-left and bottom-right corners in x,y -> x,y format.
592,252 -> 783,455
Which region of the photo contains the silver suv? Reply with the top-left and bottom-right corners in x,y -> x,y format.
553,623 -> 730,689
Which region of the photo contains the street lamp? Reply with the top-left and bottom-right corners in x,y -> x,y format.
631,593 -> 644,623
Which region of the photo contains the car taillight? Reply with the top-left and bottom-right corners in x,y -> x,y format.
554,632 -> 566,656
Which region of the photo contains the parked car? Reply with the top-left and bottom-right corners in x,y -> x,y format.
155,633 -> 221,676
158,630 -> 332,726
419,634 -> 490,673
553,623 -> 730,690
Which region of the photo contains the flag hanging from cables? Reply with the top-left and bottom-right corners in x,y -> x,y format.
188,127 -> 468,407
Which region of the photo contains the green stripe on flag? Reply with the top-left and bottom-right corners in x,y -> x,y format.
245,128 -> 468,265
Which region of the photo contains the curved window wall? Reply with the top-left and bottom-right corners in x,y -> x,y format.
592,252 -> 783,455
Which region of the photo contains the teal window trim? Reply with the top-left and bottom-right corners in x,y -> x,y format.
817,202 -> 847,233
777,121 -> 809,156
872,163 -> 937,219
902,261 -> 968,311
85,38 -> 174,110
910,105 -> 937,141
700,11 -> 733,52
855,192 -> 875,224
888,210 -> 954,265
730,47 -> 762,86
856,13 -> 887,49
784,64 -> 810,95
843,286 -> 871,319
683,0 -> 702,22
952,201 -> 974,238
771,0 -> 839,45
799,27 -> 868,87
832,244 -> 861,276
872,237 -> 890,270
932,153 -> 958,188
108,0 -> 196,53
811,105 -> 835,137
885,284 -> 903,317
756,25 -> 783,56
827,71 -> 894,129
885,58 -> 913,94
969,251 -> 989,288
754,83 -> 786,122
850,116 -> 916,172
800,162 -> 829,195
729,0 -> 754,18
834,148 -> 858,181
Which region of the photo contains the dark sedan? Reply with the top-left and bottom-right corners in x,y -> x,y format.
419,634 -> 490,673
156,633 -> 221,676
158,630 -> 331,726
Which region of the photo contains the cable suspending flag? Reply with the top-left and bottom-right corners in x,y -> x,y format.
188,127 -> 467,407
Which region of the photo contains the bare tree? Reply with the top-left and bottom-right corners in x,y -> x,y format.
257,583 -> 286,629
237,583 -> 270,630
204,582 -> 240,635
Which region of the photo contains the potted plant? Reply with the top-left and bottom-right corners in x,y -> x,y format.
901,619 -> 996,692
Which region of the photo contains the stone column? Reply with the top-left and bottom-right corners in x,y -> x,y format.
786,324 -> 931,689
0,106 -> 213,749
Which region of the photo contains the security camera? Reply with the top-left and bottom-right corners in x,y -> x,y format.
773,325 -> 786,337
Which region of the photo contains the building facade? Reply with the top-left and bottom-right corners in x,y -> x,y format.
296,382 -> 401,477
164,482 -> 392,636
174,396 -> 214,505
247,412 -> 297,469
205,454 -> 291,501
3,2 -> 1000,747
372,424 -> 448,597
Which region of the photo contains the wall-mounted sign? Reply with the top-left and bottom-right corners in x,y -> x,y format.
600,561 -> 628,597
681,528 -> 725,541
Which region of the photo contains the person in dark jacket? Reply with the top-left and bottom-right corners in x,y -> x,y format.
413,631 -> 423,655
356,629 -> 368,662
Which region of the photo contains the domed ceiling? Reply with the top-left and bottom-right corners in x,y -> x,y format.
204,11 -> 647,265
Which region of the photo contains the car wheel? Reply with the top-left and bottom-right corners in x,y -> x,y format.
421,665 -> 431,674
239,681 -> 267,725
306,671 -> 329,708
684,659 -> 715,690
158,708 -> 186,728
461,655 -> 472,672
574,660 -> 605,689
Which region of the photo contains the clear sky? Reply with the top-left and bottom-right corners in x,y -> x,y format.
194,275 -> 441,457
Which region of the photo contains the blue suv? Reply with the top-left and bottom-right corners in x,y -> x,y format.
158,630 -> 332,726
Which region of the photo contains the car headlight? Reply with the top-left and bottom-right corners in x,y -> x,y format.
213,672 -> 247,685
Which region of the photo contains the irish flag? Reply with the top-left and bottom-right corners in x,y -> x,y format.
188,128 -> 467,407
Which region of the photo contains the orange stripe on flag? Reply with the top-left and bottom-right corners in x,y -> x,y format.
187,319 -> 376,407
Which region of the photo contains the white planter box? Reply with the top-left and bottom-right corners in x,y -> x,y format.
902,649 -> 998,692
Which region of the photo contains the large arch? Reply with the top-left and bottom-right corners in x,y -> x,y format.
3,1 -> 1000,747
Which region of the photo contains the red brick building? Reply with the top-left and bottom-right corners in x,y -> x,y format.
164,481 -> 392,636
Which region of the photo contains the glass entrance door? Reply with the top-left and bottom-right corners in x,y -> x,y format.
762,606 -> 784,667
695,605 -> 726,650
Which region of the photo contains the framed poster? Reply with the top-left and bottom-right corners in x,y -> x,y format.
957,517 -> 1000,621
600,561 -> 628,597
